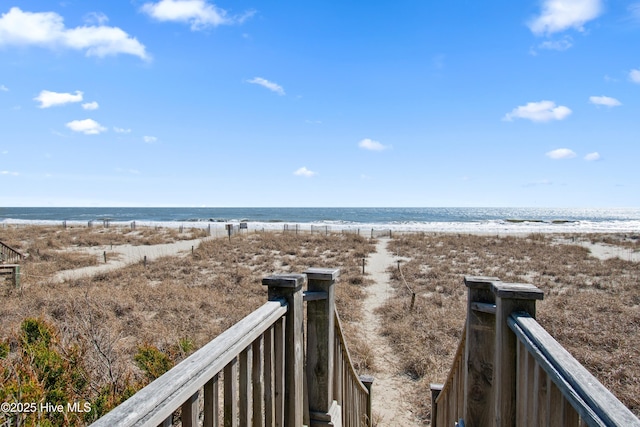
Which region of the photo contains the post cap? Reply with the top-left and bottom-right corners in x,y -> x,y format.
262,274 -> 306,288
464,276 -> 500,290
492,282 -> 544,300
304,268 -> 340,281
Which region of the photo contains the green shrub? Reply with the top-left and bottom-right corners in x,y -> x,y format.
134,344 -> 174,381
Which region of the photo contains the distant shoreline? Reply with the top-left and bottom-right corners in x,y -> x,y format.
2,218 -> 639,235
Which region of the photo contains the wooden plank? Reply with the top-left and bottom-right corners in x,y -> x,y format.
274,317 -> 285,427
562,397 -> 579,426
204,375 -> 219,427
181,391 -> 199,427
239,346 -> 252,426
516,340 -> 526,426
224,358 -> 238,427
526,351 -> 535,426
535,364 -> 548,427
91,300 -> 287,427
263,328 -> 274,427
547,375 -> 562,426
252,337 -> 264,427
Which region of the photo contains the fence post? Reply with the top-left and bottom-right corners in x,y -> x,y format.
492,282 -> 543,427
463,277 -> 499,426
263,273 -> 306,427
305,268 -> 341,426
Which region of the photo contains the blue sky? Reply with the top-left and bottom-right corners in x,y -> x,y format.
1,0 -> 639,207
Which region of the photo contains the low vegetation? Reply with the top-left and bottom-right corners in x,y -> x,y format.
382,232 -> 640,423
1,225 -> 375,426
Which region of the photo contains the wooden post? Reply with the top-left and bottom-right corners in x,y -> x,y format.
362,258 -> 365,275
360,375 -> 374,427
305,268 -> 340,426
430,384 -> 443,426
492,282 -> 543,427
263,274 -> 306,427
463,277 -> 499,427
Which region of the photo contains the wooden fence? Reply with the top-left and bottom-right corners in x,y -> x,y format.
90,268 -> 372,427
431,276 -> 640,427
0,241 -> 25,264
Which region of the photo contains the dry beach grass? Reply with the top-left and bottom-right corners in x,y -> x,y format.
0,225 -> 375,425
1,225 -> 639,425
382,232 -> 640,422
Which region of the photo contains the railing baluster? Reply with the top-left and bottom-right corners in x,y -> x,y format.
204,374 -> 219,427
264,327 -> 274,426
224,358 -> 238,427
562,398 -> 579,426
239,346 -> 252,426
533,363 -> 547,426
252,336 -> 264,427
547,375 -> 561,425
181,391 -> 199,427
274,317 -> 285,426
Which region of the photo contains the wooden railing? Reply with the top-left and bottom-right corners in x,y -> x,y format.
431,277 -> 640,427
0,241 -> 25,264
91,268 -> 372,427
334,311 -> 373,427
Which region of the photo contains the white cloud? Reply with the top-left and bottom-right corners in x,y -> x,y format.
524,179 -> 553,187
503,100 -> 572,122
84,12 -> 109,26
358,138 -> 390,151
247,77 -> 285,95
34,90 -> 83,108
294,167 -> 316,177
0,7 -> 148,60
629,69 -> 640,83
0,84 -> 8,91
528,0 -> 603,35
537,36 -> 573,51
1,171 -> 19,176
143,135 -> 158,143
82,101 -> 99,110
114,127 -> 132,133
584,152 -> 601,161
66,118 -> 107,135
589,96 -> 621,107
141,0 -> 254,30
546,148 -> 577,159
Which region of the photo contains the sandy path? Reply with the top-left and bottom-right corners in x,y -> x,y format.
55,238 -> 204,282
362,238 -> 423,426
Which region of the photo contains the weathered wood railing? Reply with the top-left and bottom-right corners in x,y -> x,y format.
0,241 -> 25,263
91,267 -> 372,427
431,277 -> 640,427
334,310 -> 373,426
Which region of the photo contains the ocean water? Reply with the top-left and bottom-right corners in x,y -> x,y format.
1,207 -> 639,234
